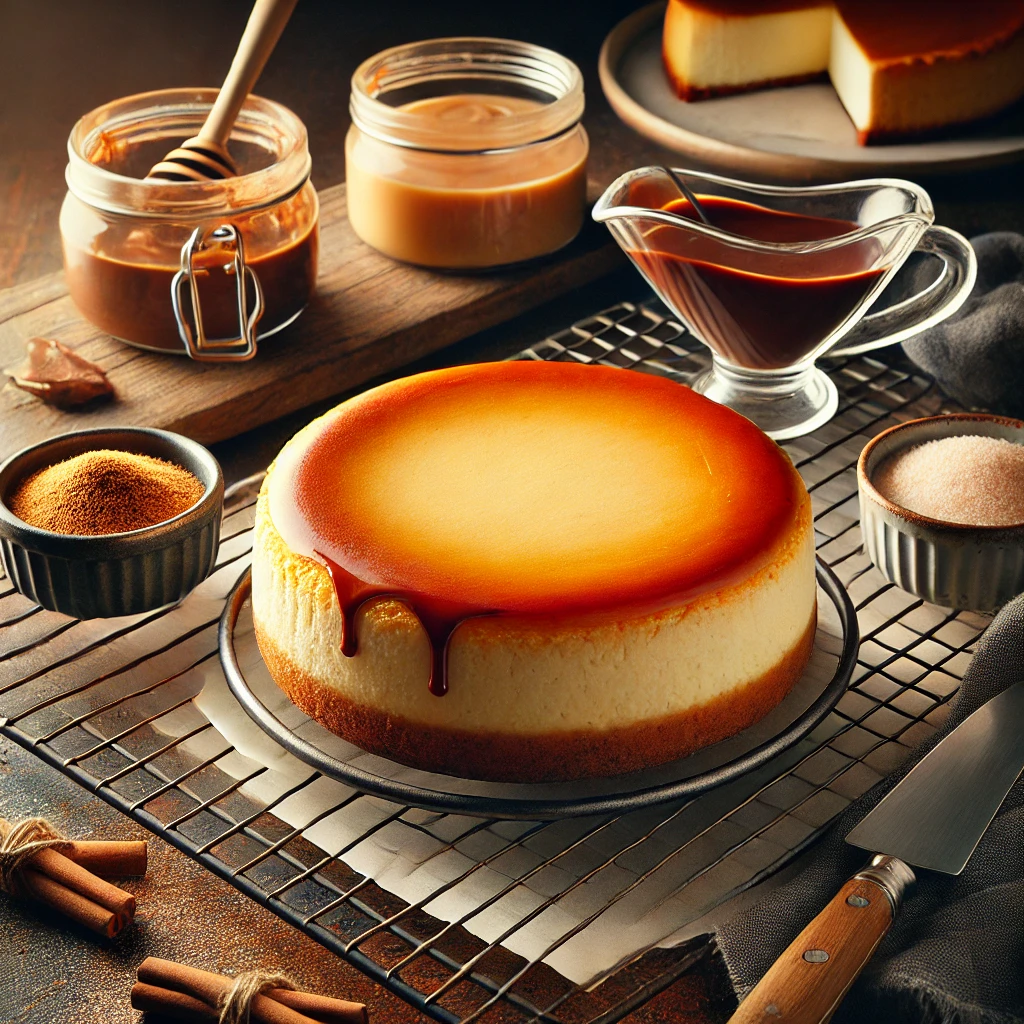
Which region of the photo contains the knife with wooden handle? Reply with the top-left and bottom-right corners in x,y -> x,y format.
728,680 -> 1024,1024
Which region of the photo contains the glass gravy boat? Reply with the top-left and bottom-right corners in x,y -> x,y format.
593,168 -> 976,439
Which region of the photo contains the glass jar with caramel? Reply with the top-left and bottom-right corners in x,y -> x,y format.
61,89 -> 319,360
346,38 -> 589,270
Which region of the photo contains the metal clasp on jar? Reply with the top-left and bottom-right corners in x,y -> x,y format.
171,224 -> 264,361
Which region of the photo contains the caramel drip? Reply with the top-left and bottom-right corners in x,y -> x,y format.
316,552 -> 493,697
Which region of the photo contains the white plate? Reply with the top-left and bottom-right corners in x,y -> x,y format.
599,2 -> 1024,181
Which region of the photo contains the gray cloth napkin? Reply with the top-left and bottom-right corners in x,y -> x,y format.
903,232 -> 1024,419
716,593 -> 1024,1024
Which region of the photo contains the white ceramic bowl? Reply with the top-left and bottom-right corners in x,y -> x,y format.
858,413 -> 1024,612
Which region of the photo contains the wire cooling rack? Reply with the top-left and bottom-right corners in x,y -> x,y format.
0,300 -> 990,1024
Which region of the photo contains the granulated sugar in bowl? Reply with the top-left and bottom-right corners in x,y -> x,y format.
874,435 -> 1024,527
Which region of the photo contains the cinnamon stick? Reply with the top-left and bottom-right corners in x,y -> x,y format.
62,839 -> 148,877
137,958 -> 368,1024
0,818 -> 146,877
138,960 -> 315,1024
0,818 -> 141,938
30,847 -> 135,931
22,868 -> 118,938
271,990 -> 369,1024
131,981 -> 218,1022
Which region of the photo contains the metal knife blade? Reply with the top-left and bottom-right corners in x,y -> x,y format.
729,681 -> 1024,1024
847,680 -> 1024,875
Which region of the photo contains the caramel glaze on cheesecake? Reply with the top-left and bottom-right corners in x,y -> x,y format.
663,0 -> 1024,143
252,361 -> 816,783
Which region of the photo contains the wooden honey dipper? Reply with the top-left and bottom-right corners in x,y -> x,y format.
147,0 -> 299,181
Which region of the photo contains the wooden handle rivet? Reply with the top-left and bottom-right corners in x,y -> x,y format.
846,894 -> 870,907
802,949 -> 830,963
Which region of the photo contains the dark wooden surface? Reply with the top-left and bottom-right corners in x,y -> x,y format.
0,739 -> 431,1024
1,2 -> 1021,1022
0,184 -> 623,453
0,736 -> 730,1024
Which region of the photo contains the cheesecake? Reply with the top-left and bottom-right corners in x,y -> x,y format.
663,0 -> 1024,143
663,1 -> 834,101
251,361 -> 816,783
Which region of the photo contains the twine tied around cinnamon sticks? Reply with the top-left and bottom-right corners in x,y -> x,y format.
0,816 -> 70,895
220,971 -> 297,1024
133,957 -> 369,1024
0,815 -> 145,937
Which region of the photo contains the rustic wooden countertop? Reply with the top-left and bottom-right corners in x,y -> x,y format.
1,2 -> 1021,1021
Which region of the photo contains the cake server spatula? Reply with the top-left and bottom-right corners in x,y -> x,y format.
728,679 -> 1024,1024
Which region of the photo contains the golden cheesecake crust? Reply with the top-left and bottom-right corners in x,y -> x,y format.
254,612 -> 816,782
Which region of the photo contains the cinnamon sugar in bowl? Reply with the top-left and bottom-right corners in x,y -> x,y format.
858,413 -> 1024,612
0,427 -> 223,618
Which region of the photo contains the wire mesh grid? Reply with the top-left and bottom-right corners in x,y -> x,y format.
0,300 -> 990,1024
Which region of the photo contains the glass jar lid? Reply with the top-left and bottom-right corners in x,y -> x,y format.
349,37 -> 584,155
66,88 -> 312,219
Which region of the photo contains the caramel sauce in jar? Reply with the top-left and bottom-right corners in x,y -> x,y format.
60,89 -> 319,355
346,40 -> 588,270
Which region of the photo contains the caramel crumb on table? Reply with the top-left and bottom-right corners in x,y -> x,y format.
5,337 -> 114,408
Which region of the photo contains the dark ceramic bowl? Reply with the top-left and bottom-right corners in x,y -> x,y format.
0,427 -> 223,618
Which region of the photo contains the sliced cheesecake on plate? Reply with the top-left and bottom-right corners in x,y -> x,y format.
663,0 -> 1024,143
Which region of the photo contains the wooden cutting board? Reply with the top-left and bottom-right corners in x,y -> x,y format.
0,182 -> 624,457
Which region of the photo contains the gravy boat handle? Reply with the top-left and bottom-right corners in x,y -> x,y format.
829,226 -> 976,358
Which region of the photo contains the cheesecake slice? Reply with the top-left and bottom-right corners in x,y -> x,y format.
831,1 -> 1024,143
663,0 -> 1024,143
663,1 -> 832,100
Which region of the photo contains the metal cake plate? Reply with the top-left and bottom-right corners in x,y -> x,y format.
219,558 -> 858,819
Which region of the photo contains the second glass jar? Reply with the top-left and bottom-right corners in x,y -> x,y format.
346,38 -> 589,270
